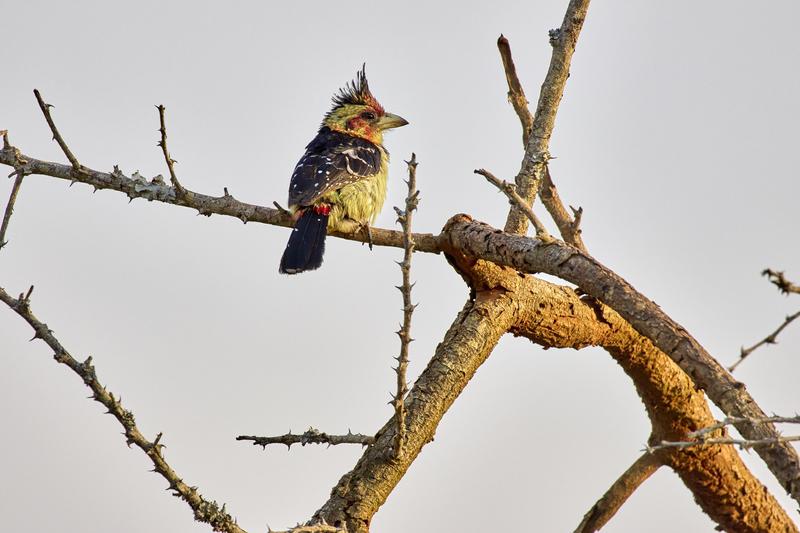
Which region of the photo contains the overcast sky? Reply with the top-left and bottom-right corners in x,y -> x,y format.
2,1 -> 799,531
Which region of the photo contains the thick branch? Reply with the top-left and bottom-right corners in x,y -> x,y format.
0,143 -> 441,254
237,428 -> 374,448
313,294 -> 516,533
504,0 -> 591,234
442,214 -> 800,507
0,285 -> 246,533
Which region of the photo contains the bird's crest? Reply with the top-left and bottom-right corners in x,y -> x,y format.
330,65 -> 384,115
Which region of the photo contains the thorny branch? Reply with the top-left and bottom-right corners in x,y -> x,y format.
391,154 -> 420,460
33,89 -> 82,170
156,104 -> 188,199
236,428 -> 374,448
649,435 -> 800,453
0,132 -> 24,251
764,268 -> 800,295
0,285 -> 246,533
0,139 -> 441,254
729,309 -> 800,372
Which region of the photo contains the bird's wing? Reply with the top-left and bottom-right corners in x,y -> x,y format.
288,133 -> 382,208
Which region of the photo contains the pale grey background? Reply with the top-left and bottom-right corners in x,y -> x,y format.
1,1 -> 799,531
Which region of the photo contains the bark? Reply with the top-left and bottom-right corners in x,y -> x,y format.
313,294 -> 516,532
441,236 -> 798,532
442,215 -> 800,506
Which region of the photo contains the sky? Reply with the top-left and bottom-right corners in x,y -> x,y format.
1,1 -> 799,531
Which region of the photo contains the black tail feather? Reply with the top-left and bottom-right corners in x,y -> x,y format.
279,209 -> 329,274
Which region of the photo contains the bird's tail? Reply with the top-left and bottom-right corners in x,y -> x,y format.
279,208 -> 329,274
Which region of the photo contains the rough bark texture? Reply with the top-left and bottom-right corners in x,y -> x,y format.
313,294 -> 516,532
441,243 -> 798,532
504,0 -> 591,234
443,214 -> 800,506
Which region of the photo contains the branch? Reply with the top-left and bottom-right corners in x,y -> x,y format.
236,428 -> 374,448
574,453 -> 660,533
689,415 -> 800,440
156,104 -> 188,199
441,215 -> 800,506
391,154 -> 420,460
0,134 -> 24,251
649,435 -> 800,453
475,168 -> 553,242
33,89 -> 82,170
729,309 -> 800,372
0,285 -> 246,533
314,295 -> 517,533
0,141 -> 442,254
497,35 -> 534,146
496,37 -> 587,251
540,165 -> 587,252
763,268 -> 800,295
503,0 -> 592,235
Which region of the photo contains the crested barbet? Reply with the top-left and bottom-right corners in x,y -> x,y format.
279,67 -> 408,274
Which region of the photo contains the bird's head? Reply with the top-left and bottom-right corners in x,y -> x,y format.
322,66 -> 408,145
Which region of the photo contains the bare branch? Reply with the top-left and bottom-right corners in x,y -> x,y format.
0,285 -> 246,533
391,154 -> 420,460
497,35 -> 534,146
503,0 -> 592,235
0,171 -> 24,252
0,143 -> 442,254
763,268 -> 800,295
729,309 -> 800,372
540,165 -> 587,252
33,89 -> 82,170
574,453 -> 660,533
268,520 -> 344,533
475,168 -> 553,242
236,428 -> 374,448
156,104 -> 188,199
689,415 -> 800,440
441,214 -> 800,505
649,435 -> 800,453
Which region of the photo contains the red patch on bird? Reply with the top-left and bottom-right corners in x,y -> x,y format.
314,204 -> 331,216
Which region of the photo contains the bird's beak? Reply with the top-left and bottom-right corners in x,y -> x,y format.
377,112 -> 409,130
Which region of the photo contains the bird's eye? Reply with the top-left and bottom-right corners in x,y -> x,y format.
361,111 -> 376,120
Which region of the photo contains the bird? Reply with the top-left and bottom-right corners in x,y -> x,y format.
279,66 -> 408,274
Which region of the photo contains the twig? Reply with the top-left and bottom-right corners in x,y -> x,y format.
0,285 -> 246,533
574,453 -> 660,533
236,428 -> 374,448
763,268 -> 800,295
503,0 -> 592,235
0,172 -> 24,251
540,166 -> 587,252
729,309 -> 800,372
475,168 -> 553,242
648,435 -> 800,453
391,154 -> 420,460
268,520 -> 344,533
497,35 -> 534,146
156,105 -> 188,199
33,89 -> 82,170
0,145 -> 442,254
689,415 -> 800,440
